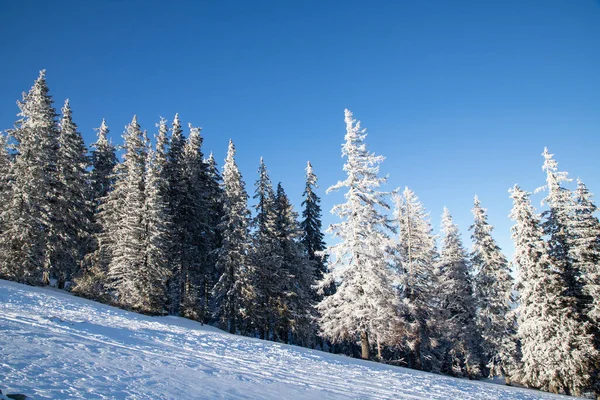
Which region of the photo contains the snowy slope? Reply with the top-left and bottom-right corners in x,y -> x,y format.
0,280 -> 570,400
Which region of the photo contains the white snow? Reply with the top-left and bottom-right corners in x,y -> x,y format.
0,280 -> 571,399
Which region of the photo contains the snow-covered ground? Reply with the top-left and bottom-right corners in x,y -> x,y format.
0,280 -> 570,399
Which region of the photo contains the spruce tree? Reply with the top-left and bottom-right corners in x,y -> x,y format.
54,99 -> 92,287
137,147 -> 171,314
537,148 -> 584,310
106,116 -> 148,309
317,109 -> 398,360
250,157 -> 284,340
0,134 -> 11,238
274,182 -> 315,345
510,184 -> 596,396
572,179 -> 600,327
301,161 -> 327,286
571,179 -> 600,391
437,207 -> 482,378
179,124 -> 212,320
0,70 -> 60,284
89,119 -> 117,210
469,195 -> 518,380
204,152 -> 225,321
165,114 -> 187,314
394,187 -> 442,372
213,140 -> 254,334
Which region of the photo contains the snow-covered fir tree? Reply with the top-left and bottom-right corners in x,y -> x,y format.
137,147 -> 171,314
0,134 -> 11,237
571,179 -> 600,388
469,195 -> 518,380
537,148 -> 584,311
250,157 -> 284,340
572,179 -> 600,324
89,119 -> 117,209
74,130 -> 122,300
510,184 -> 596,396
394,187 -> 442,372
165,114 -> 187,314
106,116 -> 148,309
0,70 -> 61,284
301,161 -> 328,287
317,109 -> 398,360
274,182 -> 315,346
437,207 -> 483,378
54,99 -> 92,287
179,123 -> 213,320
213,140 -> 254,334
204,152 -> 225,321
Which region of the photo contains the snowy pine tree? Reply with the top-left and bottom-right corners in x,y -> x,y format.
106,116 -> 148,309
510,184 -> 596,396
213,140 -> 254,334
165,114 -> 187,314
394,187 -> 442,372
317,109 -> 398,360
204,152 -> 225,321
0,70 -> 61,284
137,147 -> 171,314
179,123 -> 212,320
469,195 -> 518,379
437,207 -> 483,378
89,119 -> 117,210
537,148 -> 585,312
301,161 -> 328,287
0,134 -> 11,238
571,179 -> 600,327
274,182 -> 315,345
54,99 -> 92,287
250,157 -> 284,340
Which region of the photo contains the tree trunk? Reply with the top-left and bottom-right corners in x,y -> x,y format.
361,331 -> 370,360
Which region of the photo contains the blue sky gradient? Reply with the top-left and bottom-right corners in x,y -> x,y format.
1,0 -> 599,255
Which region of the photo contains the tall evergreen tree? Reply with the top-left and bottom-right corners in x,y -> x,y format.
317,109 -> 398,360
301,161 -> 327,286
510,185 -> 596,396
469,195 -> 518,380
137,147 -> 171,314
204,152 -> 225,321
0,134 -> 11,237
537,148 -> 584,310
571,179 -> 600,391
437,207 -> 482,378
274,182 -> 315,345
165,114 -> 187,314
572,179 -> 600,327
250,157 -> 284,340
75,126 -> 121,300
179,124 -> 212,320
106,116 -> 148,309
0,70 -> 60,284
89,119 -> 117,209
213,140 -> 254,334
54,99 -> 92,287
394,187 -> 441,372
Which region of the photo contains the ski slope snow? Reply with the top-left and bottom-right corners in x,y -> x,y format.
0,280 -> 570,399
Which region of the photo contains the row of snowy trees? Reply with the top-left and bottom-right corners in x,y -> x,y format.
0,71 -> 325,347
1,71 -> 599,397
318,109 -> 599,396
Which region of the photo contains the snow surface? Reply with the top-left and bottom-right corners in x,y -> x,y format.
0,280 -> 571,399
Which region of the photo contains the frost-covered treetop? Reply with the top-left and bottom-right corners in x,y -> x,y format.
536,147 -> 571,204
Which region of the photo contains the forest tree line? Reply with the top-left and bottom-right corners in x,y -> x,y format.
1,71 -> 599,398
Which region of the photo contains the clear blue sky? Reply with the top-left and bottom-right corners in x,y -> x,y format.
1,0 -> 599,256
